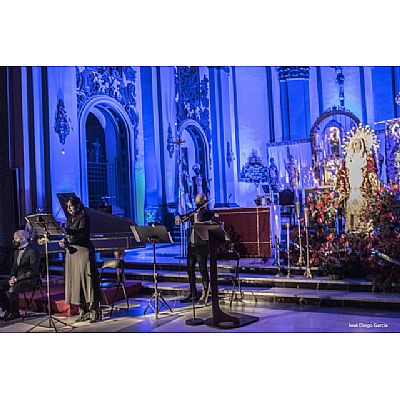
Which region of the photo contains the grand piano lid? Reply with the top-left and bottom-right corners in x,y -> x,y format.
56,192 -> 136,234
85,208 -> 136,234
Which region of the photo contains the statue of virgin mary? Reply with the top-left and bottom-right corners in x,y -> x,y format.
337,125 -> 380,234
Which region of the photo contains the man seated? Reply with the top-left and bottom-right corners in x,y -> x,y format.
0,229 -> 40,321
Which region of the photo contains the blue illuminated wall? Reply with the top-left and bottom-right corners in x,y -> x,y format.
372,66 -> 400,122
46,66 -> 81,216
10,66 -> 400,225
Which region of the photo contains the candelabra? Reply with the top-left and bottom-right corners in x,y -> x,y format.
286,222 -> 291,278
273,235 -> 282,276
303,207 -> 312,279
295,201 -> 304,268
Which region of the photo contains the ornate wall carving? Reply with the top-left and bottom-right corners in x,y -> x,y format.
240,150 -> 268,184
166,124 -> 175,158
277,66 -> 310,81
174,66 -> 211,139
334,66 -> 345,107
226,141 -> 234,167
76,66 -> 139,158
385,120 -> 400,182
54,99 -> 71,145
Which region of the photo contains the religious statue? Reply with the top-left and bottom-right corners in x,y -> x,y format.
328,126 -> 341,158
92,138 -> 103,163
336,124 -> 380,234
191,163 -> 210,203
325,159 -> 340,187
285,147 -> 299,190
314,127 -> 322,152
268,157 -> 280,191
181,156 -> 193,210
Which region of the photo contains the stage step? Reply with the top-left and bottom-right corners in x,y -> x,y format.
47,241 -> 400,312
102,268 -> 395,294
48,264 -> 400,295
141,282 -> 400,311
17,280 -> 142,317
123,260 -> 325,276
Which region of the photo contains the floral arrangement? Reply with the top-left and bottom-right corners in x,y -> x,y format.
293,189 -> 369,278
362,184 -> 400,234
282,183 -> 400,288
306,189 -> 340,227
286,189 -> 342,273
360,183 -> 400,291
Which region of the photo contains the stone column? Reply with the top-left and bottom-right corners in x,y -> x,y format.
278,66 -> 311,141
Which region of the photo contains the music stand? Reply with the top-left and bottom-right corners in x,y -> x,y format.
131,225 -> 173,319
194,222 -> 259,329
24,214 -> 74,332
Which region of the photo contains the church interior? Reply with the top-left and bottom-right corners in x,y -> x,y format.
1,65 -> 400,333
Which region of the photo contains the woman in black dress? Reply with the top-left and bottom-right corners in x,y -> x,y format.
61,196 -> 101,323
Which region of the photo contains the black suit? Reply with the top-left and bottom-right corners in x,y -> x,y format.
183,207 -> 214,298
0,244 -> 40,314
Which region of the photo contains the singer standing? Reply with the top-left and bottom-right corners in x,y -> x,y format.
61,196 -> 101,323
176,194 -> 214,304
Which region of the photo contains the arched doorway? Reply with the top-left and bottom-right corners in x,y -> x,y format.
310,107 -> 360,186
177,119 -> 211,209
79,96 -> 135,220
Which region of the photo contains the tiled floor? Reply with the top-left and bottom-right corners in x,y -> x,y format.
1,295 -> 400,333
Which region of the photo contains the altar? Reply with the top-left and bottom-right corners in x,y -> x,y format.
214,207 -> 272,258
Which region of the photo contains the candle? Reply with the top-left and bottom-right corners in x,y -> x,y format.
286,222 -> 290,251
335,209 -> 339,234
304,207 -> 309,227
274,203 -> 280,241
295,201 -> 300,216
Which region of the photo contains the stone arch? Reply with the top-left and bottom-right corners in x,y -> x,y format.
78,95 -> 136,220
176,119 -> 213,208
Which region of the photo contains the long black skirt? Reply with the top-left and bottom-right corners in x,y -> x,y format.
65,245 -> 100,307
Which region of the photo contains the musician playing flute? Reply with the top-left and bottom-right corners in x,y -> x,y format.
175,193 -> 214,304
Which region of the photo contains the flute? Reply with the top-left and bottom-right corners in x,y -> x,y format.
180,199 -> 213,223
